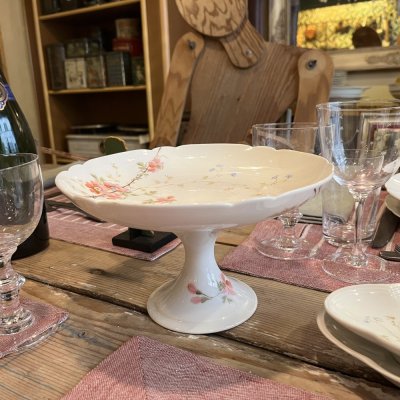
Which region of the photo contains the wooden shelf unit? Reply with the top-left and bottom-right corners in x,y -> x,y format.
28,0 -> 167,163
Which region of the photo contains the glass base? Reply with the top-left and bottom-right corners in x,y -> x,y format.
0,299 -> 68,358
255,237 -> 317,260
323,224 -> 374,248
0,307 -> 32,334
322,252 -> 390,284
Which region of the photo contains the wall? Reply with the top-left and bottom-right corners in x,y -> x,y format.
0,0 -> 42,145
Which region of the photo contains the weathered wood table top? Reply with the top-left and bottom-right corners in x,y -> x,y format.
1,226 -> 399,399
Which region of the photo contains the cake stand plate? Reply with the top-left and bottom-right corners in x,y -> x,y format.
56,144 -> 333,334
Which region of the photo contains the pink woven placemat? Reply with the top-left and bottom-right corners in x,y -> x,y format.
46,194 -> 180,261
61,336 -> 331,400
219,219 -> 400,293
0,298 -> 68,358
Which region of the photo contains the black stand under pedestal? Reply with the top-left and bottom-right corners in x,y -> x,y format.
112,228 -> 177,253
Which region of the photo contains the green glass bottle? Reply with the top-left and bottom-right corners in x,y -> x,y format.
0,69 -> 49,258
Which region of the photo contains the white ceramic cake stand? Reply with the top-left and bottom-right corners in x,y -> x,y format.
56,144 -> 332,334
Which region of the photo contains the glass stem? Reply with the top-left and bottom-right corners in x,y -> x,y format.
353,193 -> 368,263
282,218 -> 297,238
0,246 -> 31,334
280,209 -> 302,237
277,209 -> 303,249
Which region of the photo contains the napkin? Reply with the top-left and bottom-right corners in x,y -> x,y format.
61,336 -> 330,400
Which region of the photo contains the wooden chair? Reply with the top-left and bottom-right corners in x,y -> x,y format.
150,0 -> 334,152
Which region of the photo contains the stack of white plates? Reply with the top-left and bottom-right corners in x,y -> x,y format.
317,284 -> 400,387
389,84 -> 400,100
329,86 -> 368,100
386,174 -> 400,205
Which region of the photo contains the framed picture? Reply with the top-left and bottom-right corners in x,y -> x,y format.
357,114 -> 400,152
267,0 -> 400,72
269,1 -> 290,44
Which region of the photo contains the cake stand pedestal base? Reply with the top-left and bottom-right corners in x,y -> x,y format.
147,229 -> 257,334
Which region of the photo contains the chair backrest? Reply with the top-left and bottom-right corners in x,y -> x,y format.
151,0 -> 334,151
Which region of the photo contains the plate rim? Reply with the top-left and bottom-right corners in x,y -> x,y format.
55,143 -> 333,208
386,173 -> 400,201
324,283 -> 400,358
385,194 -> 400,218
316,310 -> 400,387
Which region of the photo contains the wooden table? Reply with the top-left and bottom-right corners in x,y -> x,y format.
1,226 -> 399,399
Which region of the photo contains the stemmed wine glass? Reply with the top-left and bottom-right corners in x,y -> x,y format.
0,153 -> 61,344
252,123 -> 332,260
317,100 -> 400,283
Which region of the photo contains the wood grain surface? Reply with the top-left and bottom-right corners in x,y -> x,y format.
219,19 -> 265,68
152,1 -> 333,147
1,279 -> 398,400
175,0 -> 247,37
151,31 -> 204,148
9,236 -> 400,399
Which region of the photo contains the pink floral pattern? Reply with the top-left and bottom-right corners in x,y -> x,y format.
85,181 -> 129,199
188,273 -> 236,304
79,148 -> 295,205
138,156 -> 163,173
83,151 -> 177,204
144,195 -> 176,204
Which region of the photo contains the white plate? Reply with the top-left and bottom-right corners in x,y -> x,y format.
385,194 -> 400,218
325,284 -> 400,360
386,173 -> 400,202
317,311 -> 400,387
389,84 -> 400,100
330,86 -> 367,99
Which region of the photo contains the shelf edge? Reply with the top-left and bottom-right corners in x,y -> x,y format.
48,85 -> 146,95
39,0 -> 141,21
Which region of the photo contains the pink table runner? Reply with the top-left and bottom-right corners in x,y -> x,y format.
46,194 -> 180,261
219,219 -> 400,292
61,336 -> 331,400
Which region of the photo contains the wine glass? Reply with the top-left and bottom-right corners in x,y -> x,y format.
0,153 -> 52,338
317,100 -> 400,283
252,123 -> 331,260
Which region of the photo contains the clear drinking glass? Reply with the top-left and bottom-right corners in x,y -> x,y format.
317,100 -> 400,283
252,123 -> 331,260
0,153 -> 57,342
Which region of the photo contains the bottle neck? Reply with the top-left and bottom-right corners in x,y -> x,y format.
0,81 -> 8,111
0,70 -> 16,108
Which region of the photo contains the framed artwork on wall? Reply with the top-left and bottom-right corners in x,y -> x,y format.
266,0 -> 400,71
268,0 -> 290,44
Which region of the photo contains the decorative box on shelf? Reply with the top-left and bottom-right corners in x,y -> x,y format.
115,18 -> 140,39
46,43 -> 66,90
41,0 -> 61,14
131,57 -> 145,85
65,38 -> 101,59
65,58 -> 87,89
66,133 -> 150,158
86,55 -> 107,88
59,0 -> 83,11
105,52 -> 133,86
